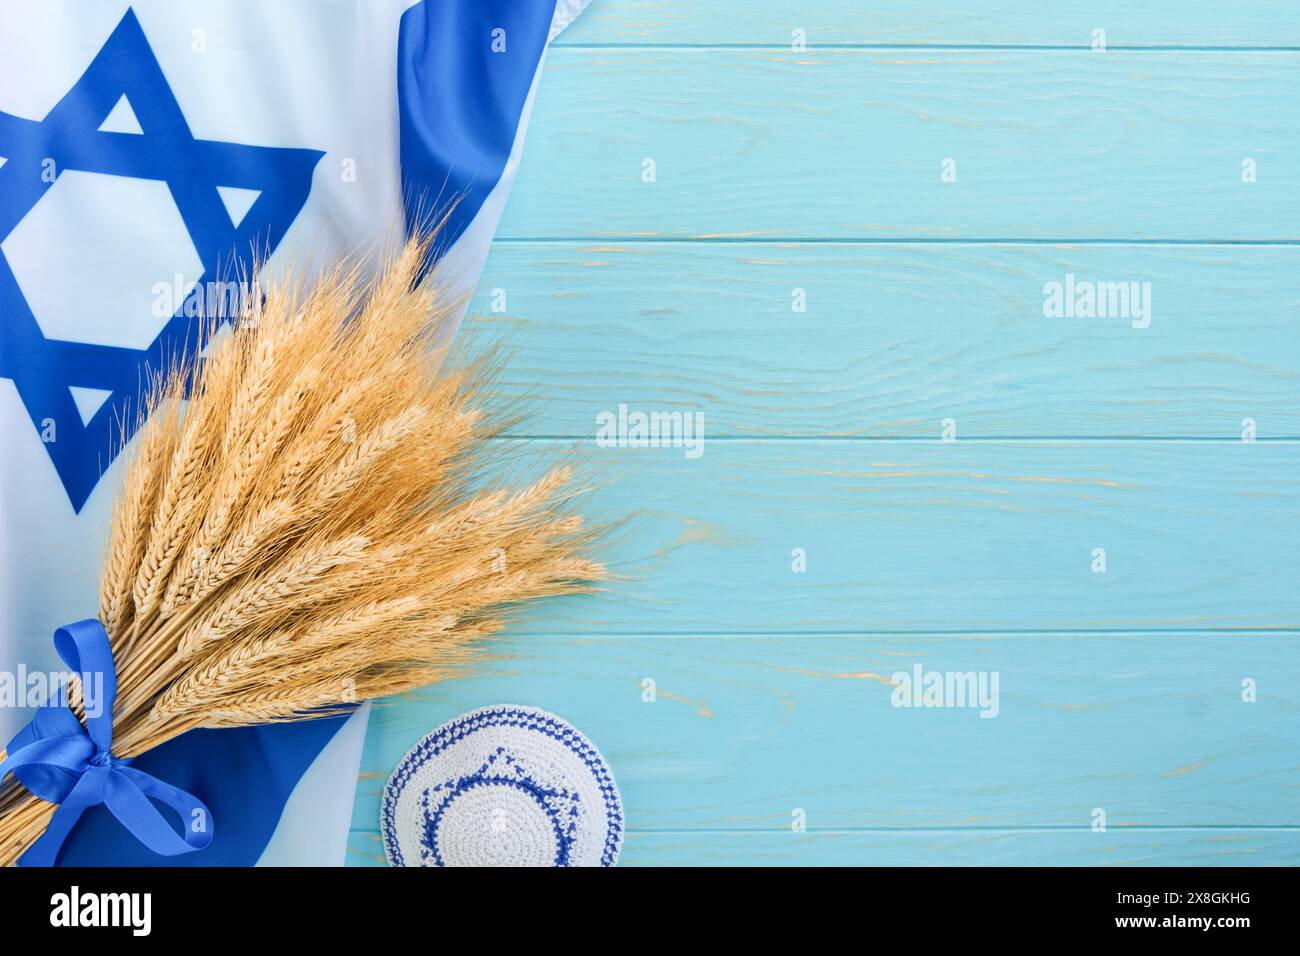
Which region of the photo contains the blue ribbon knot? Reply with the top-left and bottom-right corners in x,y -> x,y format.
0,620 -> 213,866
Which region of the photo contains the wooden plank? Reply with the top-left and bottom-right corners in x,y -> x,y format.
558,2 -> 1300,48
614,828 -> 1300,866
466,242 -> 1300,438
348,827 -> 1300,866
348,632 -> 1300,836
503,50 -> 1300,240
465,440 -> 1300,633
352,11 -> 1300,870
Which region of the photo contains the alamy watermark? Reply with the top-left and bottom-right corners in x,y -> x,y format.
151,274 -> 261,320
595,403 -> 704,459
0,666 -> 104,717
50,886 -> 151,936
1042,273 -> 1151,329
890,664 -> 1000,718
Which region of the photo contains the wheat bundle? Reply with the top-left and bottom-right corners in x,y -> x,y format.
0,238 -> 603,866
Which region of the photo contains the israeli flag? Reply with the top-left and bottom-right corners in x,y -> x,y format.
0,0 -> 589,864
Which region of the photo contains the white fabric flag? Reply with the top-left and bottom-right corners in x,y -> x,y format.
0,0 -> 589,865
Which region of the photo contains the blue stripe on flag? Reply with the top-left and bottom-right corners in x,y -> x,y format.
398,0 -> 559,259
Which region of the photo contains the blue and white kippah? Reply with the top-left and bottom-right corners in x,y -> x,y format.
382,705 -> 623,867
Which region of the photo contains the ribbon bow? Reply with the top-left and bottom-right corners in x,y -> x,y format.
0,619 -> 213,866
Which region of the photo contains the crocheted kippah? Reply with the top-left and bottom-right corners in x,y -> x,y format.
381,704 -> 623,867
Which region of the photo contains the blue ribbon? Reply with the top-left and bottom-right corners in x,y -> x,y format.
0,620 -> 213,866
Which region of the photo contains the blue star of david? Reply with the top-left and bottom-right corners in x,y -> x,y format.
0,9 -> 322,512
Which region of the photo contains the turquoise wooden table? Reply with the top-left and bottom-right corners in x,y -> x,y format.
348,1 -> 1300,866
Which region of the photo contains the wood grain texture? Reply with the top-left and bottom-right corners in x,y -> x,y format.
606,829 -> 1300,866
349,633 -> 1300,835
501,50 -> 1300,240
353,5 -> 1300,866
467,242 -> 1300,437
348,828 -> 1300,867
489,440 -> 1299,634
557,2 -> 1300,48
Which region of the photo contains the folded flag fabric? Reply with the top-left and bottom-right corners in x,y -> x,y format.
383,705 -> 623,867
0,0 -> 590,865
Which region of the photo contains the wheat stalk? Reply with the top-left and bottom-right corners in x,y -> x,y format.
0,237 -> 606,865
